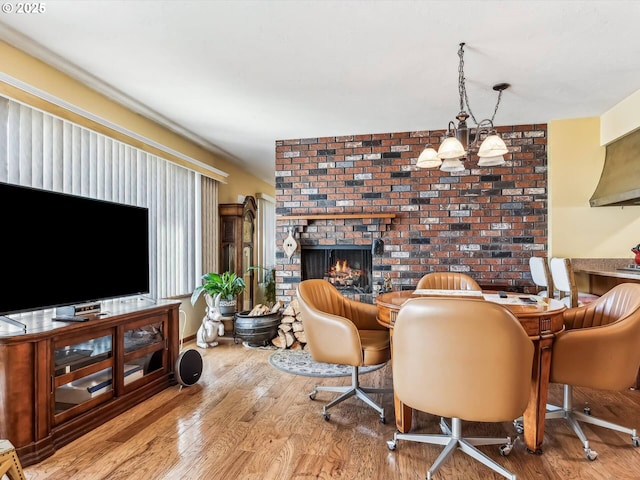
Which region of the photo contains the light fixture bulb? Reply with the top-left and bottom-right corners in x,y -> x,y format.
416,146 -> 442,168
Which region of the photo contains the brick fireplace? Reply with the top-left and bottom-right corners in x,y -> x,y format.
274,125 -> 548,302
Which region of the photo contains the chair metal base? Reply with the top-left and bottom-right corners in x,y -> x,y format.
308,366 -> 392,423
387,417 -> 517,480
545,384 -> 640,461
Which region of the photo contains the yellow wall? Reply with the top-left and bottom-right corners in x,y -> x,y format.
548,117 -> 640,259
216,164 -> 274,204
601,88 -> 640,144
0,41 -> 275,200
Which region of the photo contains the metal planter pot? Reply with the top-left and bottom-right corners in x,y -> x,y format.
234,311 -> 281,347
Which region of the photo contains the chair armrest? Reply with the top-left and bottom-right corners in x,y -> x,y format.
561,304 -> 591,329
551,319 -> 640,391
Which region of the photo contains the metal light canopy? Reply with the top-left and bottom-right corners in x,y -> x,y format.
417,43 -> 510,172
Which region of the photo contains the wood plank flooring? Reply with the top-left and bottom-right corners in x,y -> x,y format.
24,339 -> 640,479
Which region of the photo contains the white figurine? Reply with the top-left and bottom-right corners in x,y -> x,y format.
196,293 -> 223,348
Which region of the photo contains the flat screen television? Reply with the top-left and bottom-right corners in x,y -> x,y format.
0,181 -> 150,316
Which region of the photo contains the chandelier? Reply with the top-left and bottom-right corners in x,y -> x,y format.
417,43 -> 510,172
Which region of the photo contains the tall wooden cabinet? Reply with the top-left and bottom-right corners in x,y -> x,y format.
219,196 -> 257,312
0,300 -> 179,466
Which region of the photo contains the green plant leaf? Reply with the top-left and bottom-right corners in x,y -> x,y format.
192,270 -> 247,304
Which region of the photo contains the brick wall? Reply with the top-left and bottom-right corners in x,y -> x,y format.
275,124 -> 547,302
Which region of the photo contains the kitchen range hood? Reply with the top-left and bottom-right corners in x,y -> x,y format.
590,128 -> 640,207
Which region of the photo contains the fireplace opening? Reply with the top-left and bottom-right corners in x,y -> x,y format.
301,246 -> 373,295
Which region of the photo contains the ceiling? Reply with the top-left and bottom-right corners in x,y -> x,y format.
1,1 -> 639,185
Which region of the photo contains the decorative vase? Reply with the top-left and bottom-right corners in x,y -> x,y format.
218,298 -> 237,315
633,244 -> 640,265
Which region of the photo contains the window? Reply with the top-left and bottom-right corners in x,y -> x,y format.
0,95 -> 201,300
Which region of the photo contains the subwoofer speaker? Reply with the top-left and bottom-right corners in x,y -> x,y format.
175,349 -> 203,387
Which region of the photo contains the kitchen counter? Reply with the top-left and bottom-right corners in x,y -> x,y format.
571,258 -> 640,295
572,258 -> 640,279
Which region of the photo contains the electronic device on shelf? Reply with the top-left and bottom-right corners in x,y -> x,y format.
56,302 -> 102,317
52,315 -> 90,323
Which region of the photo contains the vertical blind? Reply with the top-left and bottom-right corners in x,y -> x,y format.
0,96 -> 201,300
201,175 -> 219,276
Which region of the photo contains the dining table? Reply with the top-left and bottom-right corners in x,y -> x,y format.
375,289 -> 566,454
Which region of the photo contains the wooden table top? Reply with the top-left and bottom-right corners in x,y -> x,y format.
375,290 -> 566,333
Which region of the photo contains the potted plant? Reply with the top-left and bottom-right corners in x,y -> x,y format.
191,271 -> 246,315
248,265 -> 276,306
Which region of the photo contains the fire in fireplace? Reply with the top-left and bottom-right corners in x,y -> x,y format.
328,258 -> 363,288
301,246 -> 373,294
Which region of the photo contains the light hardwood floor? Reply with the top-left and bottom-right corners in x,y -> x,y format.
24,339 -> 640,479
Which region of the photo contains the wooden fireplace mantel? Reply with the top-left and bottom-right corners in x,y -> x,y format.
277,213 -> 396,221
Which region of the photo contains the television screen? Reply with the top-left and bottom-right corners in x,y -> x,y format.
0,182 -> 150,316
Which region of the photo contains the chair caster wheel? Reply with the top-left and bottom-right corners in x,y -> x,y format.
584,406 -> 591,415
585,449 -> 598,461
499,444 -> 512,456
387,440 -> 396,450
513,420 -> 524,434
632,436 -> 639,448
309,391 -> 317,400
380,415 -> 386,424
323,411 -> 330,421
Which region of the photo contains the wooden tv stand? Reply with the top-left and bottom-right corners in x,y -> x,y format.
0,299 -> 180,467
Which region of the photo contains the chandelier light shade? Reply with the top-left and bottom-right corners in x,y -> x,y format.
440,158 -> 466,172
477,132 -> 508,166
437,135 -> 466,160
416,145 -> 442,168
477,133 -> 509,157
420,43 -> 510,172
477,155 -> 506,167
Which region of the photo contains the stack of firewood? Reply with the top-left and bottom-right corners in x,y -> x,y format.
246,301 -> 283,316
271,298 -> 307,349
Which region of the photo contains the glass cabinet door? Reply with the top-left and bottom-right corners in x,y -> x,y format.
53,330 -> 114,417
122,315 -> 167,386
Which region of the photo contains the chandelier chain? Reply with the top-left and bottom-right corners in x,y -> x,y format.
457,43 -> 502,127
458,44 -> 466,114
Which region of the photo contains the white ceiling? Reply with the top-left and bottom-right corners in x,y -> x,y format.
1,1 -> 639,185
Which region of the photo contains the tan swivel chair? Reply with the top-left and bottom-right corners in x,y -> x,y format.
545,282 -> 640,460
549,257 -> 599,308
415,271 -> 481,291
529,256 -> 554,298
0,440 -> 26,480
387,297 -> 534,480
296,279 -> 392,422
